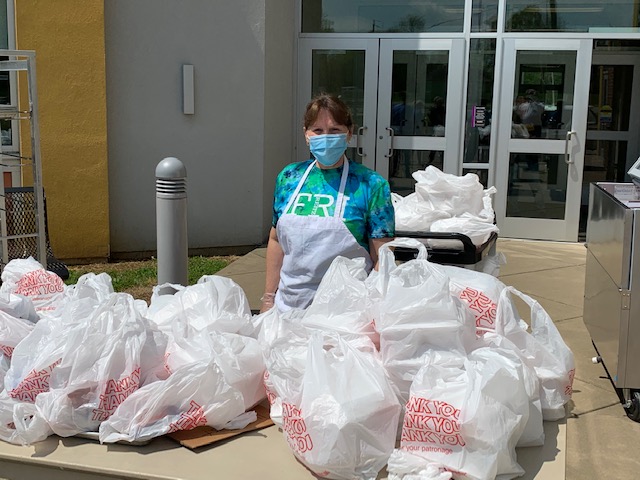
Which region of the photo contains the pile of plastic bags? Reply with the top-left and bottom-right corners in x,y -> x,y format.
0,257 -> 264,446
0,248 -> 575,480
393,166 -> 499,247
252,238 -> 574,480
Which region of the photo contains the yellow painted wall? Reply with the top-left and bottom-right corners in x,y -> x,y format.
15,0 -> 109,262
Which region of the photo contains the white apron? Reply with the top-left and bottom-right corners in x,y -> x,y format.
275,160 -> 373,311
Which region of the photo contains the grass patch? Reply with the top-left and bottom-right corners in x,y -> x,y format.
65,255 -> 238,303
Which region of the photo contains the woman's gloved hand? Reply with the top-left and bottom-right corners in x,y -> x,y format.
260,292 -> 276,313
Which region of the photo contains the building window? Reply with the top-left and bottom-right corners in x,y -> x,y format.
506,0 -> 640,33
0,0 -> 15,151
471,0 -> 499,32
302,0 -> 465,33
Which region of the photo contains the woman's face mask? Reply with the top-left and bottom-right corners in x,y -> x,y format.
308,133 -> 348,167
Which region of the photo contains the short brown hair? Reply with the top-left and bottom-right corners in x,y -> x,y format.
303,93 -> 354,131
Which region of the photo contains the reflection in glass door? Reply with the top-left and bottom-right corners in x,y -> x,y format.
495,39 -> 592,241
582,53 -> 640,236
377,39 -> 465,195
297,38 -> 465,195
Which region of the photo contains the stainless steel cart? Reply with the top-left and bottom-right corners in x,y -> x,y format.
584,182 -> 640,421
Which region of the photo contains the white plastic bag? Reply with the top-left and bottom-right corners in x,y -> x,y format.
0,314 -> 70,444
34,293 -> 168,437
303,256 -> 378,345
394,192 -> 451,232
159,301 -> 266,411
479,332 -> 545,447
399,350 -> 526,480
495,287 -> 575,420
412,167 -> 485,217
0,311 -> 35,391
146,275 -> 252,335
387,450 -> 453,480
430,215 -> 498,246
99,359 -> 251,444
473,250 -> 507,277
64,272 -> 114,303
145,283 -> 187,333
373,240 -> 477,403
0,392 -> 52,445
429,186 -> 498,245
0,355 -> 7,392
4,316 -> 71,403
0,257 -> 67,315
439,265 -> 507,334
0,291 -> 38,323
258,308 -> 309,427
267,332 -> 401,480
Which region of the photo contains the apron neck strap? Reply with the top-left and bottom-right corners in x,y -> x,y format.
335,159 -> 349,218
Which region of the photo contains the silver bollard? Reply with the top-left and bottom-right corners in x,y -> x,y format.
156,157 -> 188,294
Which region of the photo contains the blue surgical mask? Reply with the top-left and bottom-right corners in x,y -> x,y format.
309,133 -> 348,167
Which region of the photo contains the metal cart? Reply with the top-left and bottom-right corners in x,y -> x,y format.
584,182 -> 640,421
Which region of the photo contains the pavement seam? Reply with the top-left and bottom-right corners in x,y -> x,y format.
568,401 -> 622,417
500,270 -> 586,282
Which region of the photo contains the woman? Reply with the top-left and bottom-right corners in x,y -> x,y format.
261,94 -> 395,312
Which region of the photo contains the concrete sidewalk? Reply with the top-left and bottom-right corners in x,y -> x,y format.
217,238 -> 640,479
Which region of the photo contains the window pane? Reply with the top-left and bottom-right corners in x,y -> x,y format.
0,0 -> 7,49
0,0 -> 9,147
581,140 -> 627,234
391,50 -> 448,137
594,40 -> 640,52
511,50 -> 576,140
302,0 -> 465,33
464,39 -> 495,164
588,65 -> 632,132
507,153 -> 566,219
471,0 -> 499,32
311,49 -> 366,129
506,0 -> 640,33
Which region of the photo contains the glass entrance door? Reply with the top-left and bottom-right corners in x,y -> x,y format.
495,39 -> 592,241
297,38 -> 380,172
297,38 -> 465,195
377,39 -> 465,195
582,53 -> 640,235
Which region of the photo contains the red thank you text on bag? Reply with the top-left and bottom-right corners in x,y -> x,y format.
9,359 -> 61,402
459,286 -> 496,330
91,367 -> 141,422
401,396 -> 465,455
168,400 -> 207,433
0,345 -> 13,358
281,401 -> 314,454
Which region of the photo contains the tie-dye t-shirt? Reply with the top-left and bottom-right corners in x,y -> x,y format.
272,159 -> 395,251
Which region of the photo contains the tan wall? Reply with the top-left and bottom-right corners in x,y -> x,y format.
15,0 -> 109,262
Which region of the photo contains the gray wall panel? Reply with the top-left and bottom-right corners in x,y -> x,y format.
105,1 -> 295,255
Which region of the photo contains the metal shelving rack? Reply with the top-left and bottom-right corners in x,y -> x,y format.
0,50 -> 47,270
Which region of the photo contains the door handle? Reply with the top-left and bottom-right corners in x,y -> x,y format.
384,127 -> 395,158
357,126 -> 366,157
564,130 -> 576,165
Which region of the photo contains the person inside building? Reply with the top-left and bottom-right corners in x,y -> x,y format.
517,89 -> 544,138
261,93 -> 395,312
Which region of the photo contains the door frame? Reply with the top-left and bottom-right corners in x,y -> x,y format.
296,37 -> 466,181
588,53 -> 640,179
494,38 -> 593,241
375,38 -> 466,178
297,38 -> 380,172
